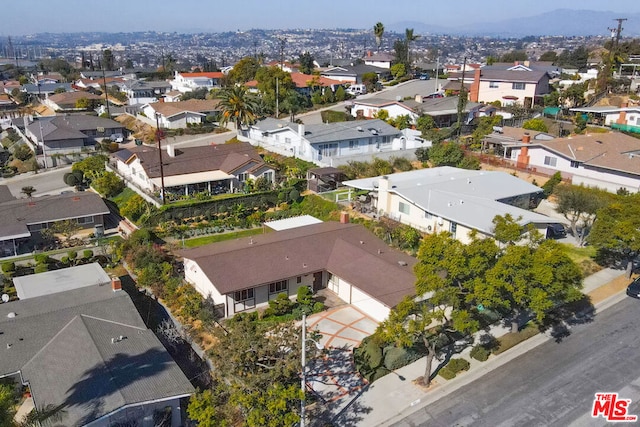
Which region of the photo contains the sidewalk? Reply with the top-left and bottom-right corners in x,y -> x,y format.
326,267 -> 631,426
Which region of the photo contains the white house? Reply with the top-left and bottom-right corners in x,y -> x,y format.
108,142 -> 275,205
240,118 -> 428,167
343,167 -> 552,244
180,219 -> 417,321
363,52 -> 395,69
170,71 -> 224,93
139,99 -> 221,129
570,103 -> 640,132
506,131 -> 640,193
122,80 -> 172,104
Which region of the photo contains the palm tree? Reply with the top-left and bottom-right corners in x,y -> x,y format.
218,85 -> 259,132
373,22 -> 385,51
405,28 -> 420,70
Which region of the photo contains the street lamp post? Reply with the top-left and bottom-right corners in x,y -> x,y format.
155,113 -> 166,204
300,313 -> 323,427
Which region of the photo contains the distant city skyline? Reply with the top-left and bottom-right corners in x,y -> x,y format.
3,0 -> 640,36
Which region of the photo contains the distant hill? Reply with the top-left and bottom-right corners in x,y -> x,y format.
390,10 -> 640,37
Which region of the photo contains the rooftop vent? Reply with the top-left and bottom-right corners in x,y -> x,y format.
7,312 -> 16,319
357,126 -> 363,132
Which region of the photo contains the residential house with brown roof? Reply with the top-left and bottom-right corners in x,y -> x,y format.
503,130 -> 640,193
245,72 -> 341,97
43,91 -> 104,111
108,142 -> 275,205
140,99 -> 221,129
180,220 -> 418,321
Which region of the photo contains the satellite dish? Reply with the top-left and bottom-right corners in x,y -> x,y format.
1,294 -> 9,303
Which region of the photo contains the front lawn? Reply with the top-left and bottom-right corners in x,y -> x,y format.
559,243 -> 602,277
109,187 -> 137,208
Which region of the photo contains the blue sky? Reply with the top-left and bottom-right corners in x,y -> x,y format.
3,0 -> 639,35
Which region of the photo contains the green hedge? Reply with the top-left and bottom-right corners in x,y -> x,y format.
438,358 -> 470,380
354,337 -> 384,382
145,190 -> 281,226
470,344 -> 490,362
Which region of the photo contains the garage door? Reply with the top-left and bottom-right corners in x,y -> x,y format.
351,287 -> 389,322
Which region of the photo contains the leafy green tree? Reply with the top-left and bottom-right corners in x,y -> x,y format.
588,193 -> 640,276
228,57 -> 261,84
71,154 -> 108,181
415,147 -> 430,162
255,66 -> 294,113
334,86 -> 346,101
390,63 -> 406,79
373,22 -> 385,50
475,239 -> 583,333
218,85 -> 259,130
456,155 -> 480,170
562,83 -> 587,108
361,72 -> 378,92
120,194 -> 151,222
391,114 -> 411,130
499,50 -> 528,63
187,388 -> 231,427
574,112 -> 587,133
555,184 -> 610,245
416,115 -> 435,135
74,96 -> 88,109
541,171 -> 562,197
0,383 -> 15,427
539,51 -> 558,63
471,115 -> 503,145
298,51 -> 314,75
405,28 -> 420,68
102,49 -> 115,70
393,39 -> 409,69
428,142 -> 464,167
544,91 -> 560,107
199,315 -> 319,427
522,118 -> 548,132
280,89 -> 308,122
92,171 -> 124,197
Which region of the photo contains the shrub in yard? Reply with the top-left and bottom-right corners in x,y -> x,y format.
470,345 -> 491,362
1,262 -> 16,276
439,358 -> 470,380
34,254 -> 52,264
67,251 -> 78,262
354,336 -> 384,382
83,250 -> 94,259
268,292 -> 294,316
438,365 -> 456,380
383,346 -> 421,371
34,264 -> 49,274
296,286 -> 313,306
60,256 -> 69,265
312,301 -> 325,313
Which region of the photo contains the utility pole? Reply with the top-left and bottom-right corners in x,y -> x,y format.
456,56 -> 468,137
275,77 -> 279,118
155,113 -> 166,205
608,18 -> 627,49
278,37 -> 286,69
101,51 -> 111,118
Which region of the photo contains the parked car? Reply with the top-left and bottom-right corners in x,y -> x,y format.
546,223 -> 567,239
626,277 -> 640,298
110,133 -> 124,143
419,73 -> 431,80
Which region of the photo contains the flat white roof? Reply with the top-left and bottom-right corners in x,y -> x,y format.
264,215 -> 323,231
13,263 -> 112,300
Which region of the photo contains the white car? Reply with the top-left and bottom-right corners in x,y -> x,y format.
110,133 -> 124,143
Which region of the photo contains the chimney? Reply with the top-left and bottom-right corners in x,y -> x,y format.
367,50 -> 372,57
470,68 -> 481,103
617,103 -> 629,124
166,144 -> 175,157
111,277 -> 122,292
524,60 -> 530,67
516,133 -> 531,169
340,211 -> 349,224
298,123 -> 305,136
415,94 -> 423,103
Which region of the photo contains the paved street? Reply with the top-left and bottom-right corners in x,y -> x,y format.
0,165 -> 72,198
392,296 -> 640,427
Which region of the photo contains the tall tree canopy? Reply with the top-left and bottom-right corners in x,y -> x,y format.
218,85 -> 259,130
228,57 -> 261,84
588,193 -> 640,276
373,22 -> 385,50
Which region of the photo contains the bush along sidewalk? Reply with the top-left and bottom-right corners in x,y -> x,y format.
438,358 -> 470,380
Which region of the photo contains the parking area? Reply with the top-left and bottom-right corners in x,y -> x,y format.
306,306 -> 378,405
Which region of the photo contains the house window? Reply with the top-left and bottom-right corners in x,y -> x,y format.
349,140 -> 359,150
382,136 -> 391,145
297,276 -> 302,284
570,160 -> 580,168
399,201 -> 410,215
424,211 -> 433,219
512,82 -> 526,90
262,171 -> 274,182
285,137 -> 292,144
543,156 -> 557,167
489,81 -> 499,88
319,143 -> 338,157
77,216 -> 94,225
234,288 -> 254,302
450,222 -> 457,234
237,173 -> 248,182
269,280 -> 288,294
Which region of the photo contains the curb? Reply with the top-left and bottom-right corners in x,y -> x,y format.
376,287 -> 628,426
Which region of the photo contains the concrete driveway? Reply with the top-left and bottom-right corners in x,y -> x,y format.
305,306 -> 378,408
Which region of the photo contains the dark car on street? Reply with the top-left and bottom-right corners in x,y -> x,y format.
626,277 -> 640,298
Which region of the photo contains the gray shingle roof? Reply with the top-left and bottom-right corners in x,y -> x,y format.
344,167 -> 551,235
0,284 -> 194,427
0,192 -> 109,242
